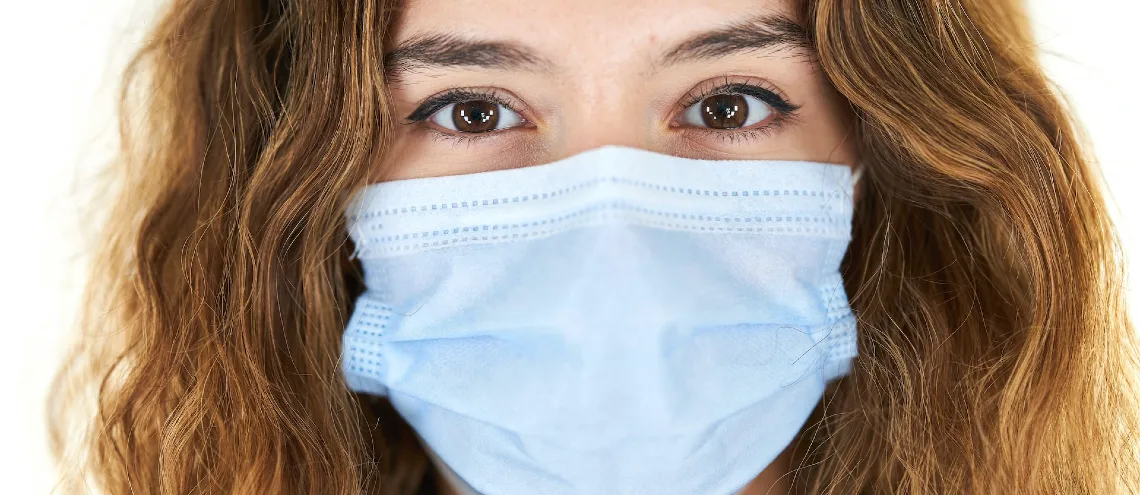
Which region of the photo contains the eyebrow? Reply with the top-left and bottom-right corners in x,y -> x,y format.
384,13 -> 811,80
384,34 -> 554,80
657,14 -> 812,66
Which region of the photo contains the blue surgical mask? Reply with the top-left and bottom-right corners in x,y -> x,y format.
341,145 -> 859,495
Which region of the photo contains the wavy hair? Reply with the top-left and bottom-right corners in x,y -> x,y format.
50,0 -> 1140,493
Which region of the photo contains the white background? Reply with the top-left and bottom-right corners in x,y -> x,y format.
0,1 -> 1136,491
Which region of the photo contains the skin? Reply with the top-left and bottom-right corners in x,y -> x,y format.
381,0 -> 859,492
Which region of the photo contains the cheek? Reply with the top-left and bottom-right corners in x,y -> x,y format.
779,78 -> 858,165
810,83 -> 860,165
372,128 -> 443,182
374,127 -> 549,182
369,126 -> 415,182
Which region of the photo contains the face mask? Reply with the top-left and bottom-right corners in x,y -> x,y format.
341,145 -> 859,495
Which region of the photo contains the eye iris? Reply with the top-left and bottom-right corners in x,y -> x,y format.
452,100 -> 500,133
700,94 -> 748,129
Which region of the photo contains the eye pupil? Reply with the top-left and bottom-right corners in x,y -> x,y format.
452,101 -> 500,133
700,94 -> 748,129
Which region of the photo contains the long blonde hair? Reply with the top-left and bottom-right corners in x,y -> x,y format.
50,0 -> 1140,493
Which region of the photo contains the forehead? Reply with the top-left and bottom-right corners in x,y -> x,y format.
389,0 -> 803,69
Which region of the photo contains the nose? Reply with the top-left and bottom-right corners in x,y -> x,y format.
558,127 -> 650,159
549,81 -> 662,159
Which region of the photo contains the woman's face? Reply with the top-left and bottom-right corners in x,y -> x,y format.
378,6 -> 858,491
381,0 -> 857,180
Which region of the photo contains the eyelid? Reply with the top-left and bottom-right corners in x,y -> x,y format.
669,76 -> 803,148
404,87 -> 533,125
674,75 -> 800,120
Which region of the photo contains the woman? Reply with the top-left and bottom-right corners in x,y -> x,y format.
50,0 -> 1140,493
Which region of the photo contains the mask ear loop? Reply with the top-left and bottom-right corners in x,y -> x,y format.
850,164 -> 865,187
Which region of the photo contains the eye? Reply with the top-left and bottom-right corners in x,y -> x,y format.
680,93 -> 772,130
428,100 -> 525,133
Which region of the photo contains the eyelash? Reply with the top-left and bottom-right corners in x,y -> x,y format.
402,88 -> 521,147
404,88 -> 517,123
675,76 -> 800,139
402,78 -> 801,145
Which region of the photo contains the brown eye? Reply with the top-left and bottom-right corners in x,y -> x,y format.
681,93 -> 772,130
700,94 -> 746,128
429,100 -> 524,133
453,100 -> 498,132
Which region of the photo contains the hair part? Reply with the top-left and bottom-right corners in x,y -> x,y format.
50,0 -> 1139,493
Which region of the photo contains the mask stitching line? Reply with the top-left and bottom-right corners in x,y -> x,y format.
355,204 -> 850,257
349,175 -> 847,221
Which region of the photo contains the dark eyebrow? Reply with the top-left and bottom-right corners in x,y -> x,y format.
384,14 -> 812,81
658,14 -> 812,66
384,33 -> 553,80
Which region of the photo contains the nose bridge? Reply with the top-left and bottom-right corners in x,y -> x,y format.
561,126 -> 647,158
555,71 -> 657,158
